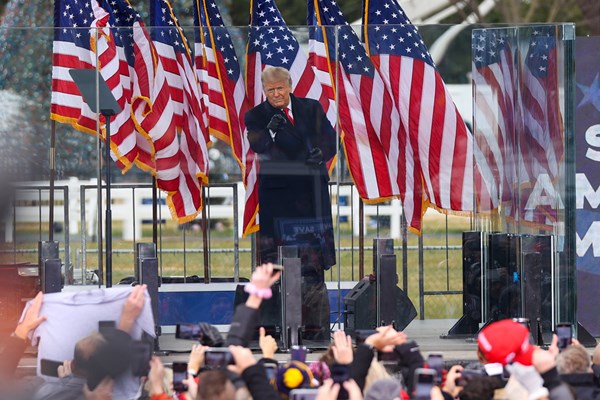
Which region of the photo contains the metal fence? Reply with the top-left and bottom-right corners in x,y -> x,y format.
1,181 -> 470,319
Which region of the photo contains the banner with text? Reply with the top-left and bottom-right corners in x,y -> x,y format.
575,37 -> 600,335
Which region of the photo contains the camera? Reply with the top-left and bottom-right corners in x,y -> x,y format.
455,369 -> 485,387
131,338 -> 153,377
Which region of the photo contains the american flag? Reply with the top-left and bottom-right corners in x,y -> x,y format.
150,0 -> 211,222
519,26 -> 563,227
472,29 -> 518,213
193,0 -> 258,236
246,0 -> 334,125
363,0 -> 474,216
51,0 -> 136,170
245,0 -> 336,233
102,0 -> 181,201
308,0 -> 424,231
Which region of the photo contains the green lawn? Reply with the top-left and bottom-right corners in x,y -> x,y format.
2,213 -> 472,320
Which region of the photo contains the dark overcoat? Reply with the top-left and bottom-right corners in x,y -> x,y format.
244,94 -> 337,269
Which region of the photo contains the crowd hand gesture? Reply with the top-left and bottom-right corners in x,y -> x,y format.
188,344 -> 208,374
316,379 -> 363,400
118,284 -> 146,334
182,375 -> 198,400
147,357 -> 167,396
228,345 -> 257,375
83,377 -> 113,400
251,263 -> 281,289
364,325 -> 407,352
14,291 -> 46,341
259,327 -> 278,359
332,330 -> 353,365
442,365 -> 464,398
57,360 -> 73,378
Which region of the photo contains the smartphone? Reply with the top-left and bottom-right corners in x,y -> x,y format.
556,323 -> 572,350
204,348 -> 234,369
172,362 -> 188,393
263,362 -> 278,380
175,323 -> 203,341
427,354 -> 444,382
414,368 -> 436,400
98,320 -> 116,334
40,358 -> 63,377
131,340 -> 153,377
454,369 -> 486,387
291,345 -> 307,363
289,388 -> 319,400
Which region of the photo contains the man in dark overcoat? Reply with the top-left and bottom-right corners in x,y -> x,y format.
244,67 -> 337,339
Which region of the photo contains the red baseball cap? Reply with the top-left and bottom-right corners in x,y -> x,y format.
477,319 -> 534,366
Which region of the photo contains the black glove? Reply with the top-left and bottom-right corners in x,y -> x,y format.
306,147 -> 324,166
199,322 -> 225,347
267,114 -> 286,132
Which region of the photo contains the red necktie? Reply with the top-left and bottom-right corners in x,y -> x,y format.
284,108 -> 294,125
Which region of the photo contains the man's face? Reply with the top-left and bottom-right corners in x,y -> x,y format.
263,80 -> 292,109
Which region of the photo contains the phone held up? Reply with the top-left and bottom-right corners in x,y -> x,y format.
414,368 -> 436,400
172,362 -> 188,393
204,348 -> 235,369
427,354 -> 444,383
175,323 -> 203,341
556,323 -> 573,351
40,358 -> 63,377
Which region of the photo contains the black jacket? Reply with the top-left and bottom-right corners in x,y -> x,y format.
560,373 -> 600,399
244,94 -> 337,268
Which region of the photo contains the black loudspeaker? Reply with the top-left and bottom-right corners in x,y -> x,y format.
344,279 -> 417,336
135,243 -> 156,283
520,234 -> 553,344
445,231 -> 483,337
38,241 -> 59,267
41,259 -> 62,294
486,233 -> 520,322
139,258 -> 160,324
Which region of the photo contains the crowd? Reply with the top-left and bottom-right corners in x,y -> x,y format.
1,263 -> 600,400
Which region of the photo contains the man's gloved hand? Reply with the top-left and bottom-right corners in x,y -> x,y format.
267,114 -> 286,132
306,147 -> 324,166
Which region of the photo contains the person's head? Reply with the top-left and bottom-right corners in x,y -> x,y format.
477,319 -> 534,366
556,344 -> 591,374
197,370 -> 236,400
458,376 -> 503,400
261,67 -> 292,109
72,332 -> 107,377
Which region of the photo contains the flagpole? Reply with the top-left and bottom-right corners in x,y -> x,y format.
97,122 -> 104,287
202,186 -> 210,284
49,121 -> 56,241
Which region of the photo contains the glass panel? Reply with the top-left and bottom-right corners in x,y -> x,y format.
472,24 -> 576,332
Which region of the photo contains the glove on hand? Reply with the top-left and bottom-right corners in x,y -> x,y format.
306,147 -> 324,166
267,114 -> 286,132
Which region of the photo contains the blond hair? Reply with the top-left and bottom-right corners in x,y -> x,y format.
261,67 -> 292,87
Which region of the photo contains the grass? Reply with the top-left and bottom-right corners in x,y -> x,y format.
1,211 -> 472,320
